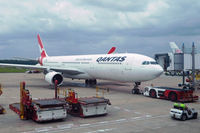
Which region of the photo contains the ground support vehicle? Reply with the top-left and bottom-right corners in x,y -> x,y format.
0,84 -> 5,114
0,106 -> 5,114
143,86 -> 198,102
170,103 -> 198,121
9,82 -> 67,122
65,89 -> 111,117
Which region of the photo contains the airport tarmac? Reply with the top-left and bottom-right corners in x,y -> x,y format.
0,73 -> 199,133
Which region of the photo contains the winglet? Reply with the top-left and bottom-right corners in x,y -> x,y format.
107,47 -> 116,54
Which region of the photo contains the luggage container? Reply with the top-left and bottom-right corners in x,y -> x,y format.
65,89 -> 111,117
9,82 -> 67,122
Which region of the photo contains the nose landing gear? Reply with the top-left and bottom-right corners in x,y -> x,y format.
132,82 -> 142,94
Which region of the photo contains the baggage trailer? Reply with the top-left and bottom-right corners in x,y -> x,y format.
9,82 -> 67,122
65,89 -> 111,117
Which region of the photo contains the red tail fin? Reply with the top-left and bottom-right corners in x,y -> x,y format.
107,47 -> 116,54
37,34 -> 48,65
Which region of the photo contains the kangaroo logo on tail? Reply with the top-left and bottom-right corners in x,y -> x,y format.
37,34 -> 48,65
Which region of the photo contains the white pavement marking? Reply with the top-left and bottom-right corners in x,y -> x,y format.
23,114 -> 169,133
35,127 -> 53,132
152,126 -> 161,130
145,115 -> 152,118
80,123 -> 91,127
98,121 -> 109,124
124,109 -> 131,112
115,118 -> 126,122
57,123 -> 74,129
131,116 -> 142,120
85,128 -> 115,133
113,106 -> 120,109
134,112 -> 141,114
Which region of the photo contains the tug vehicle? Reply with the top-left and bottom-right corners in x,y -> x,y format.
143,86 -> 198,102
170,103 -> 198,121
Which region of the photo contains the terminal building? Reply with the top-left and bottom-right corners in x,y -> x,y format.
155,42 -> 200,89
155,42 -> 200,72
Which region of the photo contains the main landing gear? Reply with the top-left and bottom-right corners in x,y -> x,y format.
132,82 -> 142,94
85,79 -> 97,86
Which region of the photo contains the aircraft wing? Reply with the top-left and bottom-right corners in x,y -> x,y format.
0,63 -> 84,75
0,63 -> 46,70
50,67 -> 84,75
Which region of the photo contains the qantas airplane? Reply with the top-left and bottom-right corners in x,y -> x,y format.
0,34 -> 163,93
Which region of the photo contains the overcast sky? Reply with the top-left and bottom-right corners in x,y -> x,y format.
0,0 -> 200,59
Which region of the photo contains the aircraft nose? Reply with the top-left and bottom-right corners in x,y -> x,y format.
154,65 -> 164,77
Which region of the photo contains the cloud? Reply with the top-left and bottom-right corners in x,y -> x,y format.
0,0 -> 200,58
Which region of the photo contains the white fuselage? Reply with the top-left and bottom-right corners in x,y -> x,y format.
42,53 -> 163,82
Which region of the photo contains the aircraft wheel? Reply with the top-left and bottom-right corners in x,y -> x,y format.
92,79 -> 97,85
89,79 -> 97,85
132,89 -> 136,94
85,79 -> 89,85
193,113 -> 198,119
132,88 -> 140,94
85,79 -> 97,86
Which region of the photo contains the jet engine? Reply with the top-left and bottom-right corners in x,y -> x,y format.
45,71 -> 63,85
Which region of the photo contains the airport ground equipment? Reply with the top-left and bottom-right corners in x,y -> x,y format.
9,82 -> 67,122
59,88 -> 111,117
143,86 -> 198,102
0,84 -> 5,114
170,103 -> 198,121
132,82 -> 143,94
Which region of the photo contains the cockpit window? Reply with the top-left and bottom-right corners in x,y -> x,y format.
142,61 -> 147,65
142,61 -> 149,65
142,61 -> 158,65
